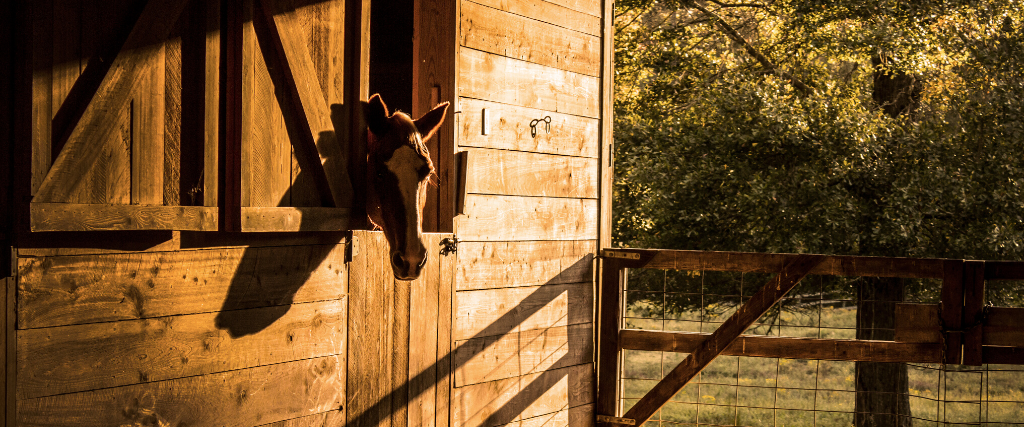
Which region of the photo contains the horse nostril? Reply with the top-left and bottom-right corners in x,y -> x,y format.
417,253 -> 428,269
392,253 -> 406,270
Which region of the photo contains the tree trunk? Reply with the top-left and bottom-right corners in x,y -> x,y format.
855,277 -> 911,427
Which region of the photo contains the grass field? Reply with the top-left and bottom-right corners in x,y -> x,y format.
621,305 -> 1024,426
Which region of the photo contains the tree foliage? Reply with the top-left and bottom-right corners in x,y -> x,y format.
614,0 -> 1024,264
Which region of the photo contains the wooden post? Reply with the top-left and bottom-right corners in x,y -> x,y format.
219,0 -> 244,231
962,260 -> 985,365
941,259 -> 964,364
596,258 -> 624,418
345,0 -> 371,230
619,255 -> 825,426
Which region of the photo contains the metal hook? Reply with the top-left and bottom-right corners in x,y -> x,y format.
529,116 -> 552,138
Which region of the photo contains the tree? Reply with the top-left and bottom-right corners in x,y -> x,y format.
613,1 -> 1024,425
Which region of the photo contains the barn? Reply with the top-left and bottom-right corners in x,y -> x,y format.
1,0 -> 612,425
5,1 -> 1024,426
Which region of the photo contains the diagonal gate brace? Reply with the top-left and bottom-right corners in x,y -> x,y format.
619,254 -> 825,426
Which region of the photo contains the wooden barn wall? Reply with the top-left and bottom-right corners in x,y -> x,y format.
451,0 -> 611,426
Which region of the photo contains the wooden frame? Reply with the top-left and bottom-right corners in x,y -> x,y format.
595,248 -> 1024,426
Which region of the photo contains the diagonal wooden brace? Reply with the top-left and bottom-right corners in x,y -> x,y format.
622,254 -> 825,426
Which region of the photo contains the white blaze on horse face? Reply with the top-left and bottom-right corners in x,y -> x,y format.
385,144 -> 427,254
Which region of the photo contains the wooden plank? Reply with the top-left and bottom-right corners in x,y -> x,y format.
599,248 -> 947,278
413,0 -> 457,233
204,0 -> 221,207
30,0 -> 54,196
459,49 -> 599,119
241,206 -> 352,231
438,232 -> 456,427
454,282 -> 593,341
463,148 -> 598,199
622,255 -> 825,426
457,194 -> 598,241
409,234 -> 443,427
3,278 -> 12,427
244,19 -> 291,208
458,99 -> 599,158
456,240 -> 596,290
164,20 -> 183,206
16,355 -> 344,426
452,364 -> 594,427
347,231 -> 393,427
18,299 -> 345,399
344,0 -> 371,229
394,260 -> 411,427
467,0 -> 601,35
983,346 -> 1024,364
132,41 -> 167,205
619,329 -> 944,363
17,243 -> 348,329
240,0 -> 256,208
32,0 -> 188,203
29,203 -> 217,231
983,307 -> 1024,347
598,0 -> 613,251
941,259 -> 964,364
894,303 -> 941,343
984,261 -> 1024,280
541,0 -> 601,17
963,260 -> 986,365
255,0 -> 354,208
258,411 -> 346,427
220,0 -> 244,230
461,1 -> 599,77
595,259 -> 622,418
454,323 -> 592,387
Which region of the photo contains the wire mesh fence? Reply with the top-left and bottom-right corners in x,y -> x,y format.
619,268 -> 1024,426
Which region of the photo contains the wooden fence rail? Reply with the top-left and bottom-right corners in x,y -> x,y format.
595,248 -> 1024,427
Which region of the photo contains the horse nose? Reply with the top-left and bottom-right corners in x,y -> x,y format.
391,251 -> 428,280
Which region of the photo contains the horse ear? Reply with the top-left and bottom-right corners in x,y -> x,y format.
414,101 -> 449,142
364,93 -> 391,136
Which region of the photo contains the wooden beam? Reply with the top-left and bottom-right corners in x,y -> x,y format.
941,259 -> 964,364
253,0 -> 350,208
618,329 -> 944,364
595,259 -> 624,418
344,0 -> 371,229
984,307 -> 1024,347
599,248 -> 946,279
963,260 -> 986,365
32,0 -> 189,203
620,254 -> 824,427
894,303 -> 942,343
219,0 -> 244,231
30,203 -> 217,231
240,207 -> 352,232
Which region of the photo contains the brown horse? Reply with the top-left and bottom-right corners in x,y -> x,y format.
364,94 -> 449,280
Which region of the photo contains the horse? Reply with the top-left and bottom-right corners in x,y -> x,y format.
364,94 -> 449,280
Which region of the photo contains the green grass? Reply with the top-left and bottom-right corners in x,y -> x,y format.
621,303 -> 1024,426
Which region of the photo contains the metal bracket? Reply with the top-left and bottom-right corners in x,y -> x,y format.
346,234 -> 360,263
440,237 -> 459,256
601,249 -> 640,260
596,415 -> 635,426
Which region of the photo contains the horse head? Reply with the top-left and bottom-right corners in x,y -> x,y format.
364,94 -> 449,280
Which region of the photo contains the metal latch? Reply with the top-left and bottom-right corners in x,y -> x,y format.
440,237 -> 459,256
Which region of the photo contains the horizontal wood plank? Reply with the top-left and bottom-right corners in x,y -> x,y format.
540,0 -> 601,17
602,248 -> 947,278
454,283 -> 593,341
30,203 -> 217,231
458,195 -> 598,241
983,346 -> 1024,364
894,303 -> 941,343
461,1 -> 600,76
463,148 -> 598,199
467,0 -> 600,35
18,300 -> 345,399
517,403 -> 594,427
984,307 -> 1024,347
452,364 -> 594,427
984,261 -> 1024,280
17,355 -> 344,426
17,244 -> 347,329
241,207 -> 352,231
459,99 -> 599,158
459,49 -> 599,118
454,323 -> 592,387
618,329 -> 944,363
457,240 -> 596,290
257,411 -> 346,427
